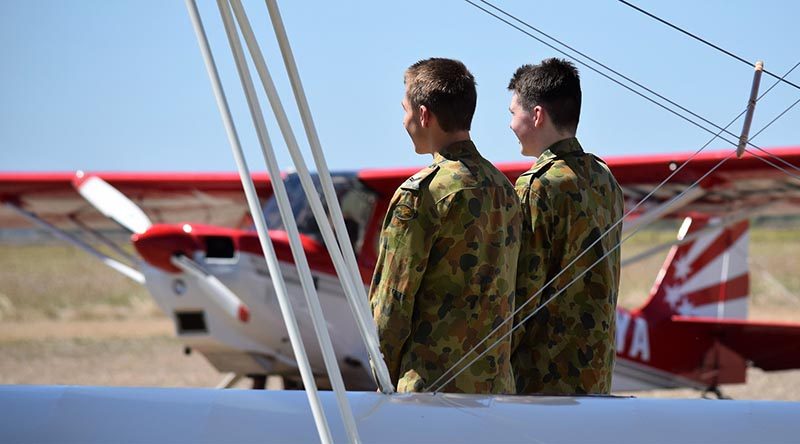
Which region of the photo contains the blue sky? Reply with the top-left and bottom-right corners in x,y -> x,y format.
1,0 -> 798,173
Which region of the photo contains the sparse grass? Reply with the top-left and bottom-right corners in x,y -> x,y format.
618,228 -> 676,310
617,226 -> 800,321
0,243 -> 157,321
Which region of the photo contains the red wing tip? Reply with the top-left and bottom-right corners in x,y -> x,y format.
238,305 -> 250,323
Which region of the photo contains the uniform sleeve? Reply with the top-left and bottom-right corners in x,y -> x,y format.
369,189 -> 441,382
512,186 -> 553,354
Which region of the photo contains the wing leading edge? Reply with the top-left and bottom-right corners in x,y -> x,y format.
0,171 -> 274,230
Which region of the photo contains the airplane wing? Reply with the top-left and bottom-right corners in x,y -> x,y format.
4,146 -> 799,231
359,146 -> 800,218
605,146 -> 800,218
0,172 -> 273,230
671,316 -> 800,371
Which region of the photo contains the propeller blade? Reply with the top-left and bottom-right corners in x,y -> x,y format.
170,255 -> 250,323
73,172 -> 152,234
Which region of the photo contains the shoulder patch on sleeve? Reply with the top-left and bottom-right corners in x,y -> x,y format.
400,165 -> 440,192
393,200 -> 417,221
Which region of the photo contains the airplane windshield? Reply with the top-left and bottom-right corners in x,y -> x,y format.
263,172 -> 377,254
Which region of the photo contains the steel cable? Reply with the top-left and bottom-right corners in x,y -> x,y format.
617,0 -> 800,92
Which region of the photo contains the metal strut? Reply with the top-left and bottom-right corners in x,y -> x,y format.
68,215 -> 141,265
234,0 -> 394,395
737,61 -> 764,158
215,0 -> 360,441
5,202 -> 145,285
183,1 -> 334,443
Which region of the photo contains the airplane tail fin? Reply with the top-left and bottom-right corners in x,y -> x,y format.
637,217 -> 750,321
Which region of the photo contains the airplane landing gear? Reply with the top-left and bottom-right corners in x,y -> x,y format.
702,386 -> 731,400
216,373 -> 242,389
251,375 -> 267,390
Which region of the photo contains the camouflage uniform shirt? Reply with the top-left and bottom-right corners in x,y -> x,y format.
370,140 -> 521,394
512,137 -> 623,395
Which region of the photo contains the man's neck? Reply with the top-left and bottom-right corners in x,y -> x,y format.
429,130 -> 471,154
533,131 -> 575,157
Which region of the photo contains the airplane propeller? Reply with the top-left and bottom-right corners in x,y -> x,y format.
73,172 -> 251,323
74,171 -> 152,234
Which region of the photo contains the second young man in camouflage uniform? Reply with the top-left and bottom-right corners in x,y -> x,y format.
508,58 -> 624,395
370,58 -> 521,394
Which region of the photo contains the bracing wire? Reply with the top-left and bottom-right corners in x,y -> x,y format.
752,97 -> 800,140
471,0 -> 744,146
616,0 -> 800,93
757,62 -> 800,102
464,0 -> 737,145
728,59 -> 800,176
745,148 -> 800,183
465,0 -> 795,159
735,58 -> 800,176
744,99 -> 800,176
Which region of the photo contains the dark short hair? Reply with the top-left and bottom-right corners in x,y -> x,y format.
405,58 -> 477,132
508,58 -> 581,133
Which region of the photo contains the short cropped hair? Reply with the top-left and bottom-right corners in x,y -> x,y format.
405,58 -> 477,132
508,58 -> 582,133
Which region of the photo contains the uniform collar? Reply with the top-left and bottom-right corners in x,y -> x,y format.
522,137 -> 583,175
517,138 -> 582,178
432,140 -> 479,165
535,137 -> 583,165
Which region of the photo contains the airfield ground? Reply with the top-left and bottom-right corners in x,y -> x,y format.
2,226 -> 800,399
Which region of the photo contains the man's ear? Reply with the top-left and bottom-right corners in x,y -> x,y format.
419,105 -> 431,128
532,105 -> 547,128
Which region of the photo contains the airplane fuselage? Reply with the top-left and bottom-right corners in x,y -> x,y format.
134,221 -> 744,392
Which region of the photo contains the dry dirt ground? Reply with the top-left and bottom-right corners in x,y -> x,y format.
2,319 -> 799,399
2,231 -> 800,399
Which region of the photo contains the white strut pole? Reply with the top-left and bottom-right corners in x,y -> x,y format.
263,0 -> 368,315
263,0 -> 395,393
230,0 -> 394,395
183,2 -> 333,443
216,0 -> 360,442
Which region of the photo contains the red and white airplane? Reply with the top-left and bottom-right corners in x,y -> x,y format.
3,146 -> 800,393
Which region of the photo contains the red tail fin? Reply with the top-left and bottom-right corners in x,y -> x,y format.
638,217 -> 750,321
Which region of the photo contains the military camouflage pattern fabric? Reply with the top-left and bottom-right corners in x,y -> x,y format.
512,137 -> 624,395
370,140 -> 521,394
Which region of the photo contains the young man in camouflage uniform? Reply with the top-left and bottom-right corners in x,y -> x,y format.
369,58 -> 521,394
508,58 -> 624,395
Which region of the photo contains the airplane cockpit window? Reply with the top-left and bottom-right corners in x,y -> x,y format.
262,172 -> 377,254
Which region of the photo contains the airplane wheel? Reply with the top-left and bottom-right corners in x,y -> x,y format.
702,386 -> 731,400
250,375 -> 267,390
283,378 -> 304,390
